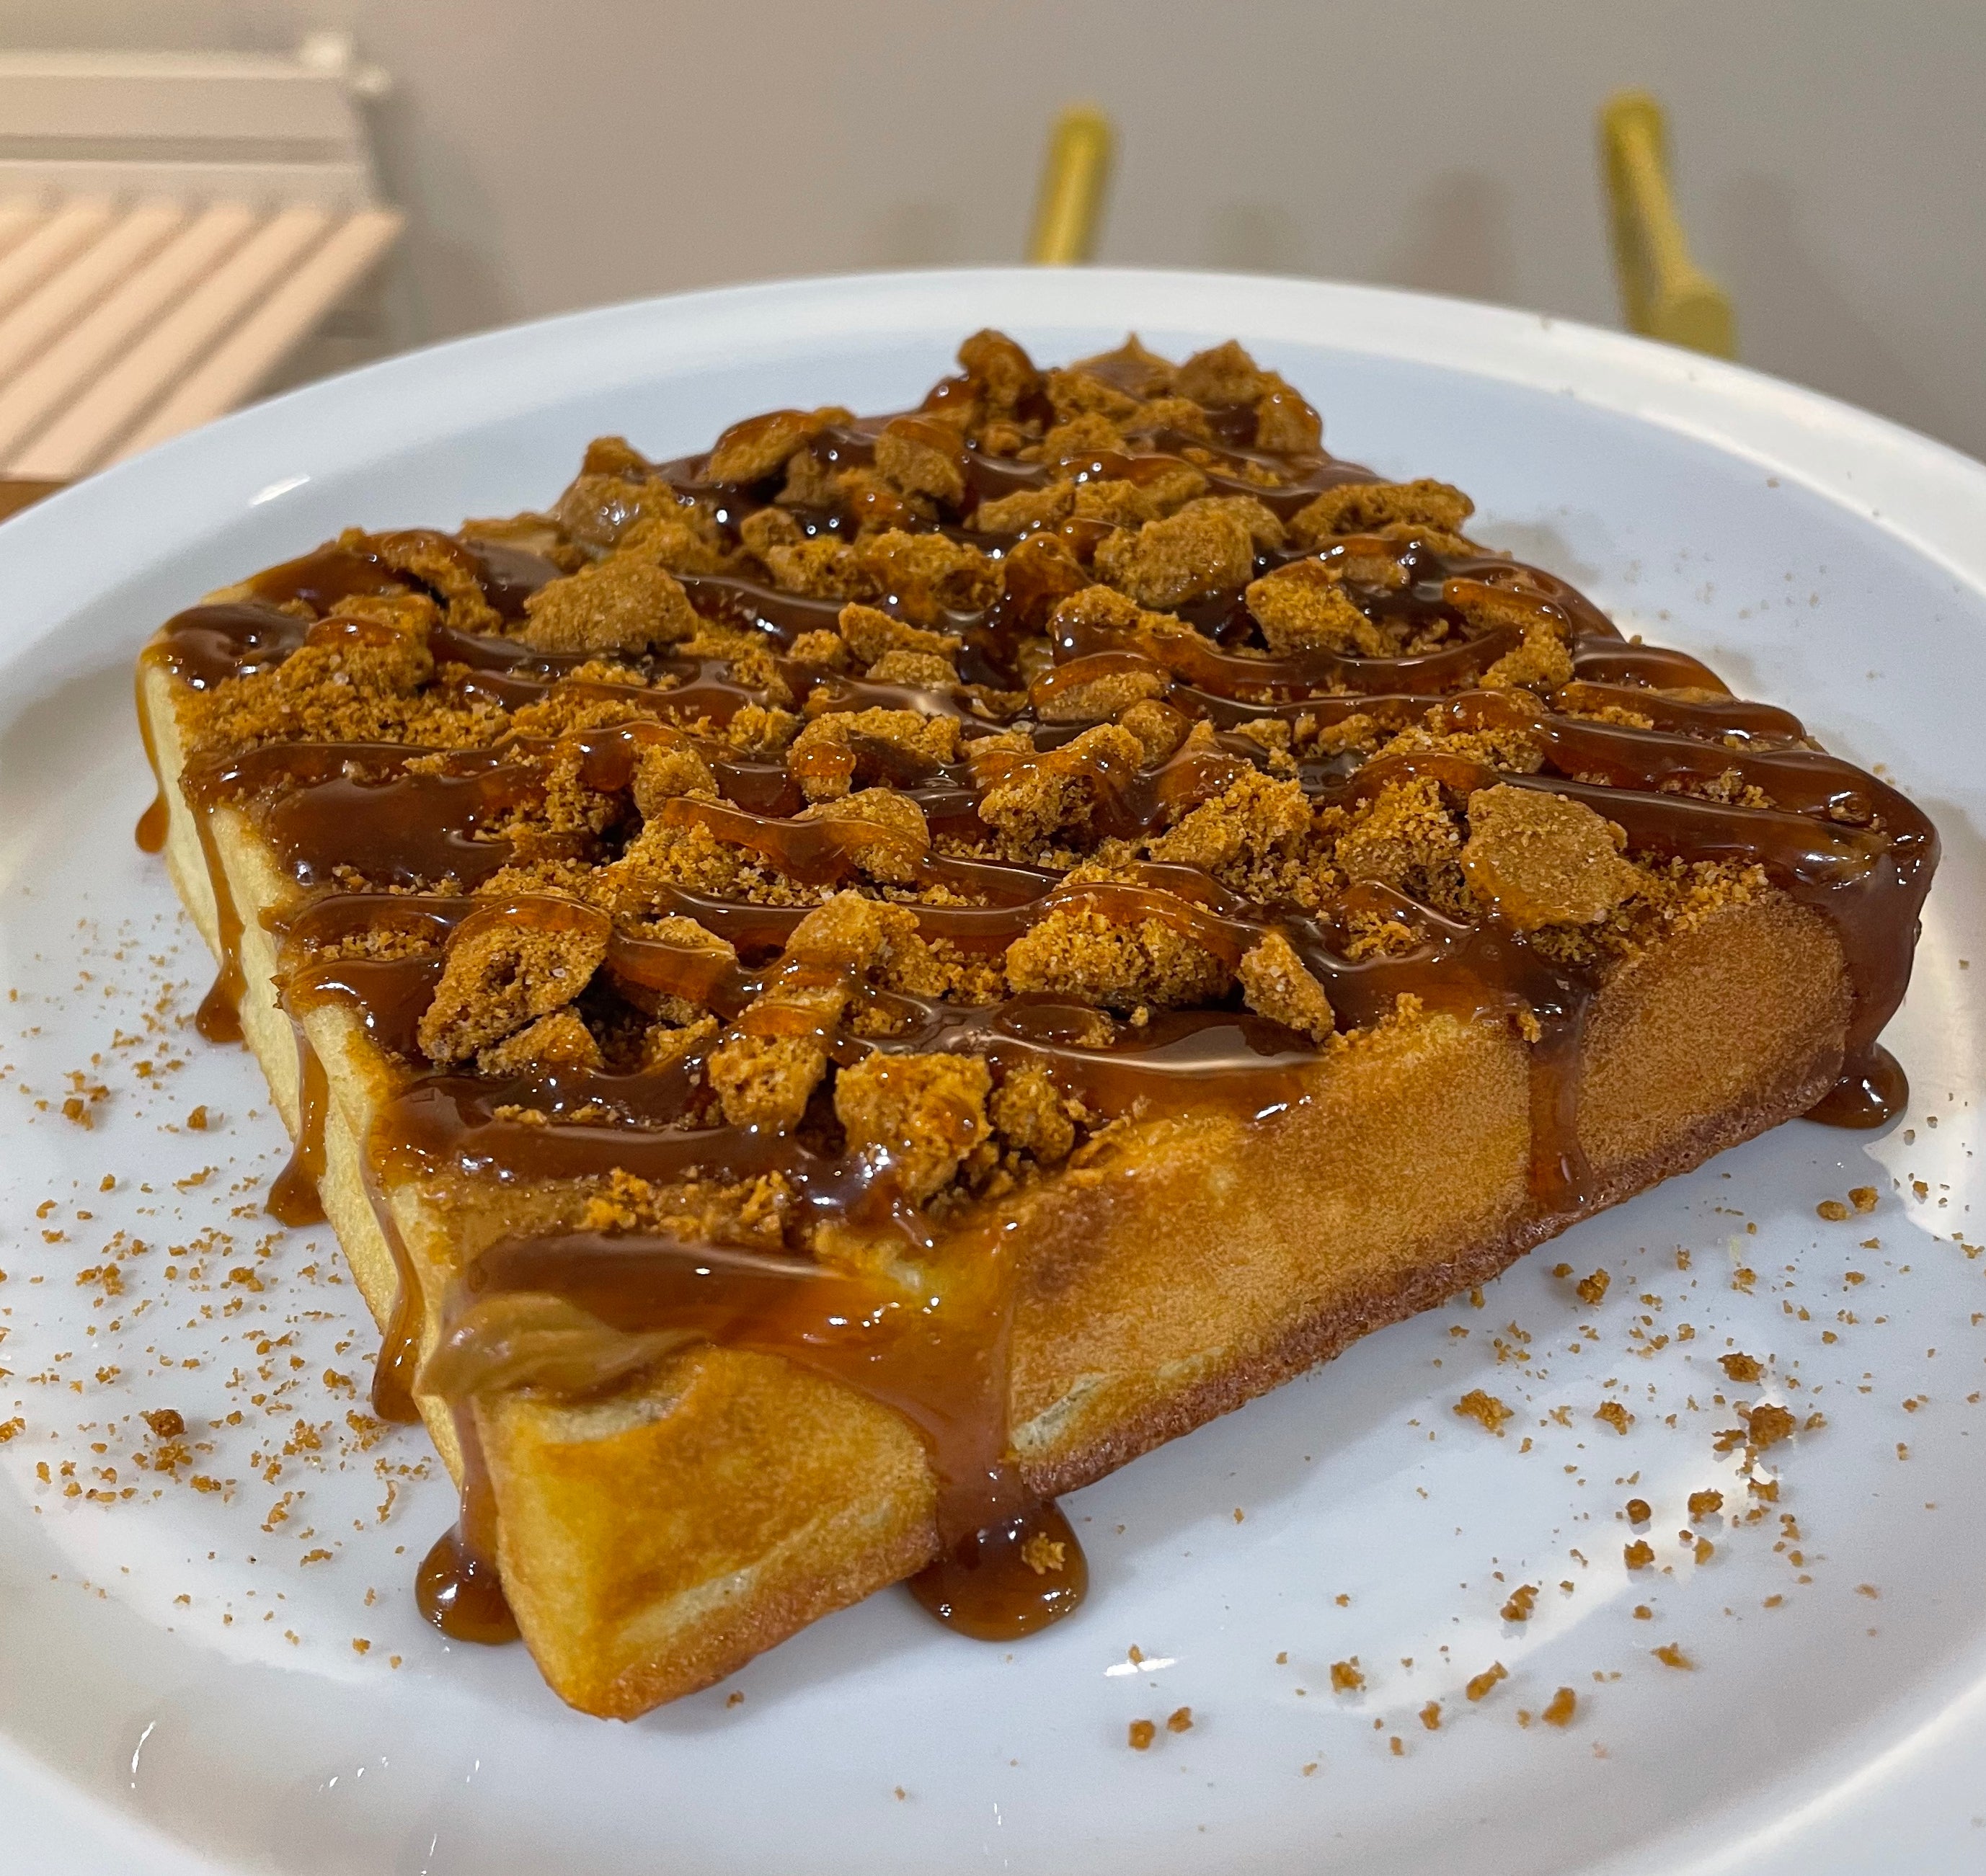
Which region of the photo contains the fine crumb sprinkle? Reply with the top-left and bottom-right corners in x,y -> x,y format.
1500,1583 -> 1539,1622
1465,1663 -> 1508,1702
1652,1643 -> 1694,1670
1128,1719 -> 1156,1751
1166,1705 -> 1193,1733
1743,1402 -> 1799,1451
1454,1389 -> 1512,1434
1021,1530 -> 1067,1575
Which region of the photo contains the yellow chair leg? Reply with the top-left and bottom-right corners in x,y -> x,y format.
1027,106 -> 1115,267
1600,90 -> 1736,360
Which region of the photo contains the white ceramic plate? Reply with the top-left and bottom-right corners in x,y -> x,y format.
3,270 -> 1983,1876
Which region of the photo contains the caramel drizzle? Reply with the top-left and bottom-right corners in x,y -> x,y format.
134,662 -> 172,854
138,350 -> 1939,1657
184,680 -> 1930,1113
265,1018 -> 329,1228
421,1230 -> 1084,1645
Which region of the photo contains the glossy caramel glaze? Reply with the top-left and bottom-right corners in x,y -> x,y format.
136,332 -> 1938,1650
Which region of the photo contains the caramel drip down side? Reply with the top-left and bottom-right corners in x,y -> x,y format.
280,943 -> 445,1423
265,1019 -> 329,1227
423,1230 -> 1084,1642
362,1141 -> 427,1426
415,1398 -> 520,1643
134,663 -> 169,853
184,771 -> 247,1044
135,793 -> 169,856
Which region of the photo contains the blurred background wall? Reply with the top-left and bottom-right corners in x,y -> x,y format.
4,0 -> 1982,457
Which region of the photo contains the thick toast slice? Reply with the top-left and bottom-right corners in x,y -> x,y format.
135,330 -> 1933,1715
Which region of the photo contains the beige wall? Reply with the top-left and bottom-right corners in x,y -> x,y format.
6,0 -> 1983,458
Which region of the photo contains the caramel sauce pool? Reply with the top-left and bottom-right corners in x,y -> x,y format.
417,1526 -> 521,1644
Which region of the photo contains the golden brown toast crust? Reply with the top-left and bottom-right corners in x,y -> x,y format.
1027,1033 -> 1839,1508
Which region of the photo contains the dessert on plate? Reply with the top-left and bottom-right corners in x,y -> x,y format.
134,329 -> 1936,1717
